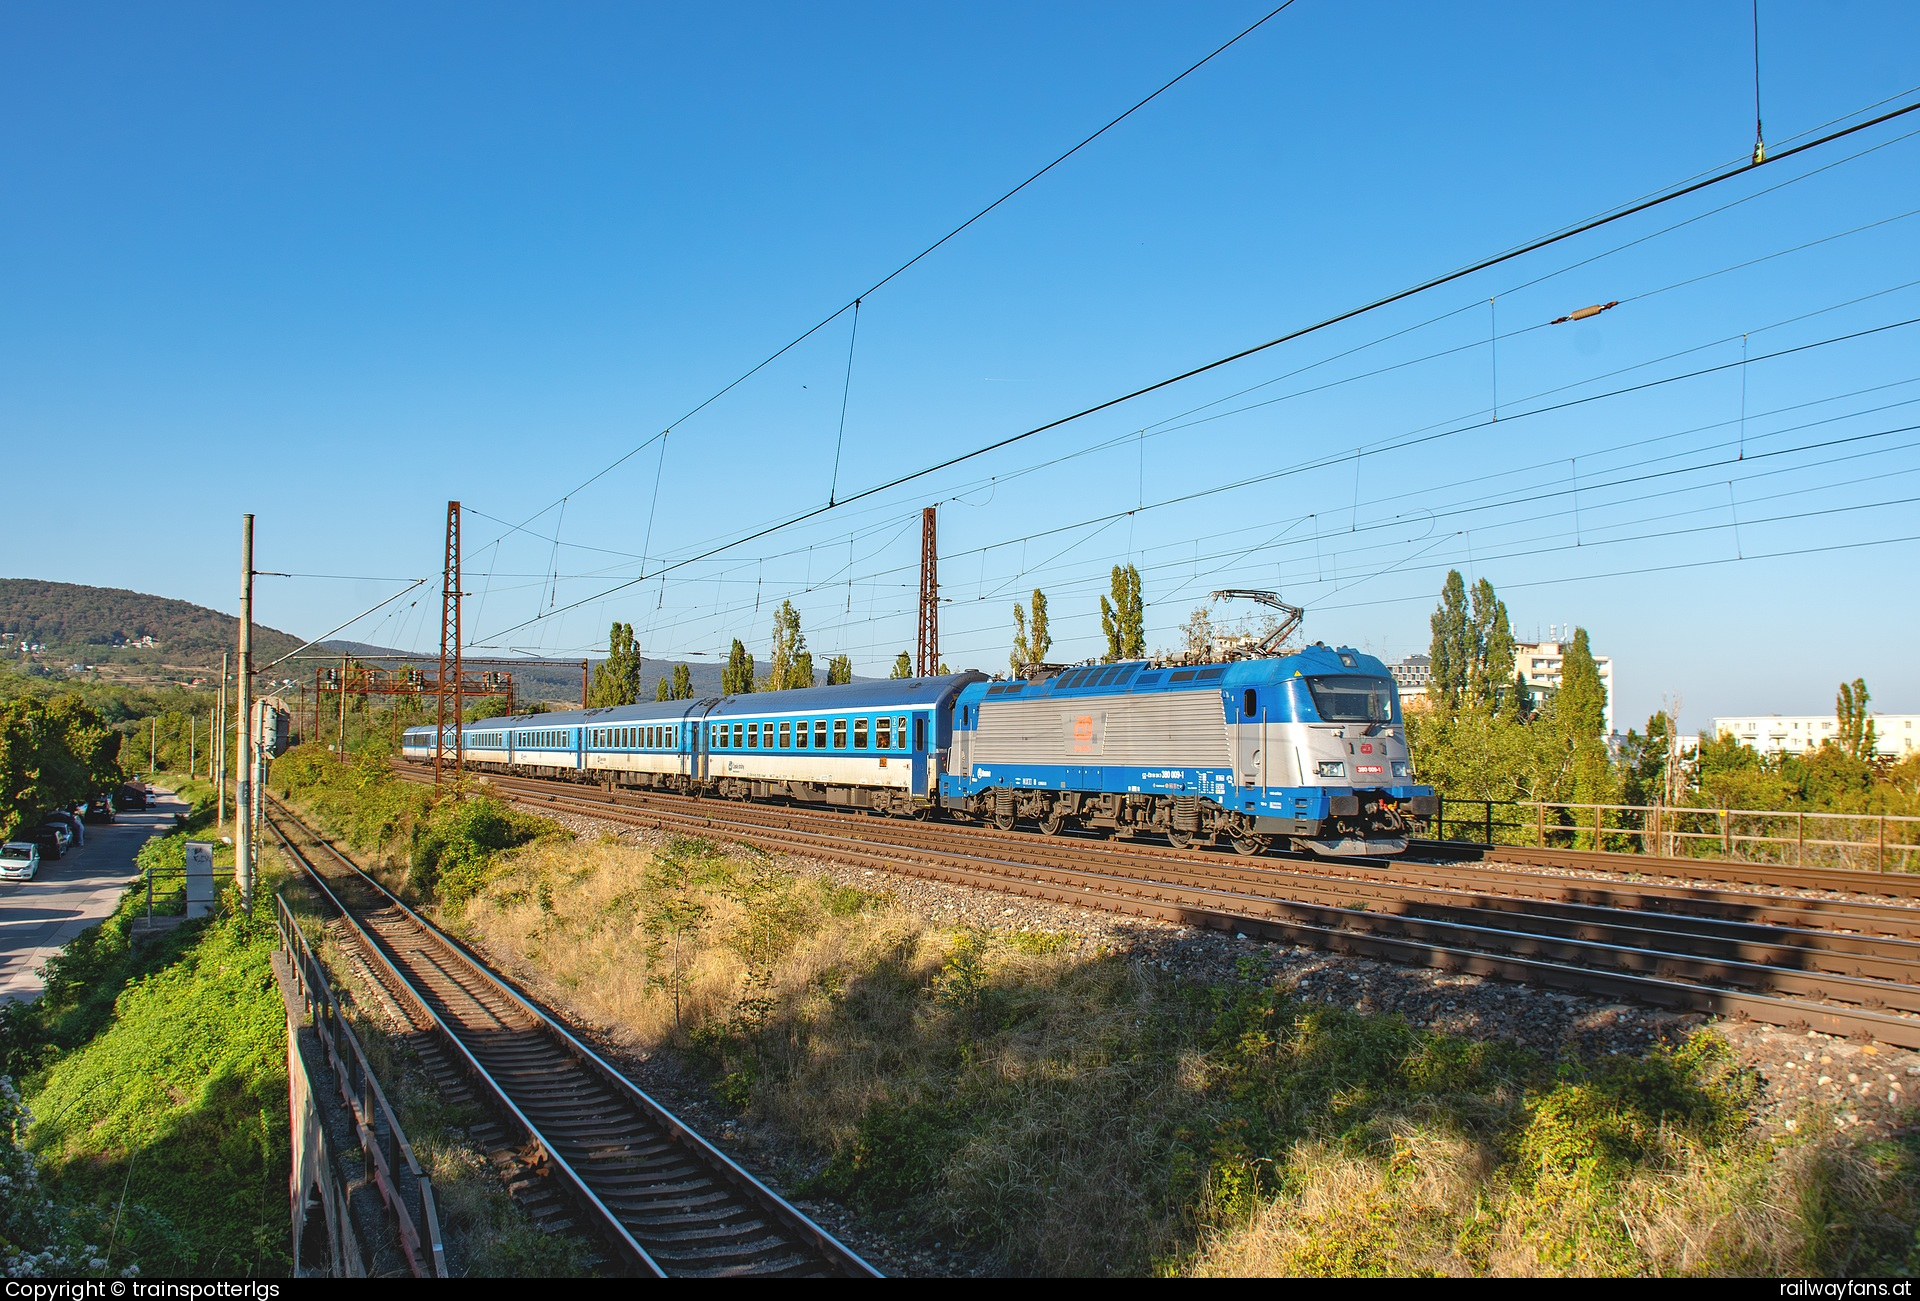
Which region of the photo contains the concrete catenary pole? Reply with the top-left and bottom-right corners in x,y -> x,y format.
235,514 -> 255,912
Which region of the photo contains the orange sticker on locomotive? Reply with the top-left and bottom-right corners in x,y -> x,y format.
1072,715 -> 1095,753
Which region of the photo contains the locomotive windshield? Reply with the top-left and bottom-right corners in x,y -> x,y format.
1305,674 -> 1395,723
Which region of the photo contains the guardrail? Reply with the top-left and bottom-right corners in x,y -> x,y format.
1433,796 -> 1920,872
271,893 -> 448,1278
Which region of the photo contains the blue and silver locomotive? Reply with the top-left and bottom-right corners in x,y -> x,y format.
404,619 -> 1434,857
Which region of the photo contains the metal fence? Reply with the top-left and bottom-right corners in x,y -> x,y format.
1432,796 -> 1920,873
272,893 -> 447,1278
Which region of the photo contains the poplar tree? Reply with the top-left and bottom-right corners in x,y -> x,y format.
1011,589 -> 1051,675
722,639 -> 755,695
588,622 -> 643,707
826,654 -> 854,685
1466,579 -> 1516,712
1428,571 -> 1471,713
1099,564 -> 1145,662
671,663 -> 693,699
767,600 -> 813,691
890,651 -> 913,679
655,677 -> 670,702
1557,627 -> 1614,822
1837,678 -> 1877,759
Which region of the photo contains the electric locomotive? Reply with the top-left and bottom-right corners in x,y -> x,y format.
942,642 -> 1432,856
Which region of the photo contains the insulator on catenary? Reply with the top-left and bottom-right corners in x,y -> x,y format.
1549,301 -> 1619,325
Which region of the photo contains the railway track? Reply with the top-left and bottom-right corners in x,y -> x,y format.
265,797 -> 881,1279
1417,838 -> 1920,902
414,766 -> 1920,1048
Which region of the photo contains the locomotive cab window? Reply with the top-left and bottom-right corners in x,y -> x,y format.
1243,689 -> 1258,717
854,717 -> 869,749
1306,675 -> 1394,723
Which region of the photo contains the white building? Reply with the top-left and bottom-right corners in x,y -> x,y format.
1711,713 -> 1919,758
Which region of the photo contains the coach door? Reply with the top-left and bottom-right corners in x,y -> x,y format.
910,714 -> 929,795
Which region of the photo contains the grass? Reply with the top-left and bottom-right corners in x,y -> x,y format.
445,830 -> 1920,1278
5,785 -> 290,1277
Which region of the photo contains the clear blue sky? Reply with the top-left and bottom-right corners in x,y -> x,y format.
4,1 -> 1916,731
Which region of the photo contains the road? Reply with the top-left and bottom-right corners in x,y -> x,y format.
0,789 -> 185,1004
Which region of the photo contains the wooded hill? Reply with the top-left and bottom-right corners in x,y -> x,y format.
0,578 -> 305,669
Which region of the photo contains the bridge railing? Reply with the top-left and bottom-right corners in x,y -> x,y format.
272,893 -> 448,1278
1432,796 -> 1920,873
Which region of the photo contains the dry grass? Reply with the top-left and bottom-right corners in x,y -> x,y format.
425,830 -> 1920,1278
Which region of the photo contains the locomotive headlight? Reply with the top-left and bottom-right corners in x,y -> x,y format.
1392,760 -> 1413,778
1316,760 -> 1346,778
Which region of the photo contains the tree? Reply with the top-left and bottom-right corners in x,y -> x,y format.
890,651 -> 913,679
464,695 -> 512,722
671,663 -> 693,699
767,600 -> 814,691
588,621 -> 643,707
1836,678 -> 1877,760
1176,606 -> 1214,662
1428,571 -> 1471,712
1099,564 -> 1145,662
826,654 -> 854,685
722,639 -> 755,695
1619,710 -> 1676,807
1010,588 -> 1052,675
655,677 -> 670,702
1466,579 -> 1516,711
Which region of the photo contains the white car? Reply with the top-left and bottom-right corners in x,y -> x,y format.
0,841 -> 40,881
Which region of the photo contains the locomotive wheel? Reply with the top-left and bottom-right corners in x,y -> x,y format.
1166,827 -> 1194,849
1039,809 -> 1068,836
993,810 -> 1017,832
1230,832 -> 1271,857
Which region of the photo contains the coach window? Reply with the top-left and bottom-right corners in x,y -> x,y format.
732,723 -> 744,748
814,719 -> 828,749
795,719 -> 809,749
854,717 -> 869,749
876,716 -> 891,749
833,719 -> 848,749
750,723 -> 761,749
779,721 -> 792,747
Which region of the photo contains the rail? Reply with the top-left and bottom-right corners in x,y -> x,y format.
270,893 -> 448,1278
1433,796 -> 1920,872
267,798 -> 880,1278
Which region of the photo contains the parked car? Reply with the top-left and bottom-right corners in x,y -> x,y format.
84,795 -> 116,824
24,826 -> 61,860
0,841 -> 39,881
37,822 -> 71,850
115,785 -> 147,811
47,809 -> 83,848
